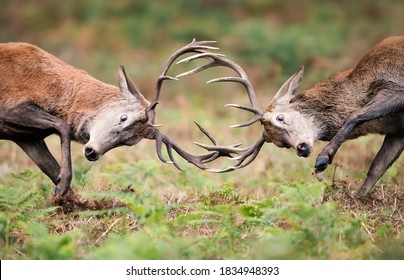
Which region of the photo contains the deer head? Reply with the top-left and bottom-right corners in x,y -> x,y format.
84,40 -> 239,169
262,66 -> 321,157
83,66 -> 151,161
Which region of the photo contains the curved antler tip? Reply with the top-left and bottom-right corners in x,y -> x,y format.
160,75 -> 178,81
229,124 -> 242,128
206,167 -> 237,173
193,141 -> 206,148
228,156 -> 243,161
150,123 -> 162,128
206,75 -> 232,84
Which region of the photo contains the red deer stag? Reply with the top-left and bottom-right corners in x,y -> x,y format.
180,36 -> 404,197
0,40 -> 235,197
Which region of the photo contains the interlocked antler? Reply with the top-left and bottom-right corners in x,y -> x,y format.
144,39 -> 242,170
174,47 -> 267,172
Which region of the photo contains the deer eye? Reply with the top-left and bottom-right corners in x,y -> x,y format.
276,114 -> 284,122
120,114 -> 128,123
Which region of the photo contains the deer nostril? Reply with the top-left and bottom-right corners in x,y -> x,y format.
85,147 -> 94,157
297,143 -> 311,157
84,147 -> 99,161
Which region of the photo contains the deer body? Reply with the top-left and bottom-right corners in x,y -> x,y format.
0,42 -> 155,196
262,36 -> 404,196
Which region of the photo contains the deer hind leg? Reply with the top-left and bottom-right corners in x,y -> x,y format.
315,80 -> 404,173
2,103 -> 73,196
356,134 -> 404,197
16,140 -> 61,185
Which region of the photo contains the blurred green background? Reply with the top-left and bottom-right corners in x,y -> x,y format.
0,0 -> 403,260
2,0 -> 403,85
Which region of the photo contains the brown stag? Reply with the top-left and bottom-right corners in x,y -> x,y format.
180,36 -> 404,197
0,40 -> 235,198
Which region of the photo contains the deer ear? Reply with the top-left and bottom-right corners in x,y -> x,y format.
118,65 -> 149,106
271,66 -> 304,107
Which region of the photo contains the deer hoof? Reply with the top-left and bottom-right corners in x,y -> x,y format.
314,156 -> 329,173
55,185 -> 62,196
54,184 -> 71,197
355,186 -> 371,198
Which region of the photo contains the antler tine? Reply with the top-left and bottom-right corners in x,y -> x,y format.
175,52 -> 224,78
146,39 -> 266,173
150,119 -> 255,171
191,119 -> 266,173
175,51 -> 263,128
194,136 -> 266,173
192,120 -> 246,164
172,47 -> 269,172
152,40 -> 218,104
144,39 -> 257,171
147,39 -> 219,126
153,129 -> 219,171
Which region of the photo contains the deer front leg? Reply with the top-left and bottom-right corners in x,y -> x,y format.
356,134 -> 404,197
2,103 -> 73,196
16,140 -> 61,185
315,81 -> 404,173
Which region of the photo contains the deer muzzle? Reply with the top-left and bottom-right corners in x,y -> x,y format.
296,142 -> 312,157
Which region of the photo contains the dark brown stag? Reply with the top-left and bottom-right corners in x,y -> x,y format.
181,36 -> 404,197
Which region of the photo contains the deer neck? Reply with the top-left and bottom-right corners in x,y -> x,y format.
294,75 -> 357,142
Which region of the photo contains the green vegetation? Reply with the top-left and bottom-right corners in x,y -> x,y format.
0,0 -> 403,259
0,161 -> 402,259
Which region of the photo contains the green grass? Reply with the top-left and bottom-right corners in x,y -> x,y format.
0,154 -> 402,259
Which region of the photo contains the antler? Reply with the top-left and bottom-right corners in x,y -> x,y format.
144,39 -> 241,170
173,46 -> 268,172
194,137 -> 266,173
146,39 -> 219,126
